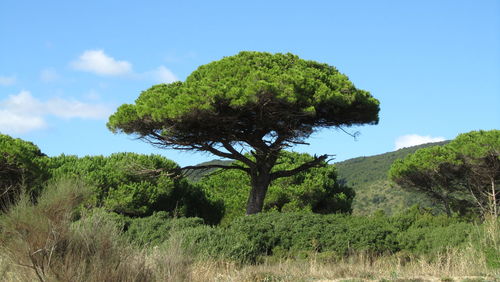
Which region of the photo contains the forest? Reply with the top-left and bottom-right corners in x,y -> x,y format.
1,52 -> 499,281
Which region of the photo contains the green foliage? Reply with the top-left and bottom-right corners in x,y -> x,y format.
389,145 -> 469,215
397,222 -> 473,255
337,141 -> 449,187
108,51 -> 379,139
449,130 -> 500,216
390,206 -> 473,255
178,209 -> 474,263
449,130 -> 500,160
45,153 -> 223,223
179,224 -> 261,263
199,151 -> 354,224
389,130 -> 500,217
336,142 -> 447,215
123,211 -> 205,247
0,134 -> 48,208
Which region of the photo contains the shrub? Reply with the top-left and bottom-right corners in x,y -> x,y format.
45,153 -> 223,223
179,212 -> 400,263
178,210 -> 482,264
0,134 -> 48,209
124,211 -> 204,246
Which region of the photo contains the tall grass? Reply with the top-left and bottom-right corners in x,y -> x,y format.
0,179 -> 191,282
190,247 -> 499,281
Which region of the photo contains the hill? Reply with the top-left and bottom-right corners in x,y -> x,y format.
335,141 -> 449,215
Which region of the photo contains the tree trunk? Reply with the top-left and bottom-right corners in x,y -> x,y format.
440,196 -> 452,217
491,177 -> 497,217
246,172 -> 271,215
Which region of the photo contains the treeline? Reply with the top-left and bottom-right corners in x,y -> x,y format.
0,134 -> 353,225
1,130 -> 498,223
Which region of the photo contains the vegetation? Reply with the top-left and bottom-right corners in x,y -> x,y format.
336,141 -> 448,215
1,181 -> 498,281
0,134 -> 48,210
200,151 -> 354,224
44,153 -> 223,224
0,179 -> 192,281
390,130 -> 500,217
111,206 -> 476,264
108,51 -> 380,214
0,66 -> 497,281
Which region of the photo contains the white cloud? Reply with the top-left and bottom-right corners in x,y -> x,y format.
40,68 -> 60,82
0,90 -> 111,134
0,75 -> 16,86
71,50 -> 132,76
0,110 -> 47,134
395,134 -> 446,150
149,65 -> 178,83
45,98 -> 110,119
70,49 -> 179,84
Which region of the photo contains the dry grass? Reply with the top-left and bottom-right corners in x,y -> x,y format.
189,249 -> 499,282
0,179 -> 190,282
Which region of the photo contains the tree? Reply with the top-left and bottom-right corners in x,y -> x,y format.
0,134 -> 48,209
448,130 -> 499,217
200,151 -> 355,224
388,145 -> 468,216
389,130 -> 500,217
108,51 -> 380,214
46,153 -> 223,223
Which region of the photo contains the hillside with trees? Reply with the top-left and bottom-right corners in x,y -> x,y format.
390,130 -> 500,218
335,141 -> 449,215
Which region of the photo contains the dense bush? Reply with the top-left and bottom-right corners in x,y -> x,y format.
0,134 -> 48,209
200,151 -> 355,224
124,211 -> 205,246
388,206 -> 474,255
174,208 -> 475,263
45,153 -> 223,223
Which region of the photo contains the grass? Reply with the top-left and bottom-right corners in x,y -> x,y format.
189,249 -> 499,281
0,179 -> 498,281
0,179 -> 190,281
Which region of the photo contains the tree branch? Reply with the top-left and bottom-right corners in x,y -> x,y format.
181,163 -> 249,173
270,154 -> 330,180
221,141 -> 256,169
337,126 -> 360,140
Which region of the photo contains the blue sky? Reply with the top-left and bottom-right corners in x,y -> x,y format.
1,0 -> 499,166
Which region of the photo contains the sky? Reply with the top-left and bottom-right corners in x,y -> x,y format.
1,0 -> 499,167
